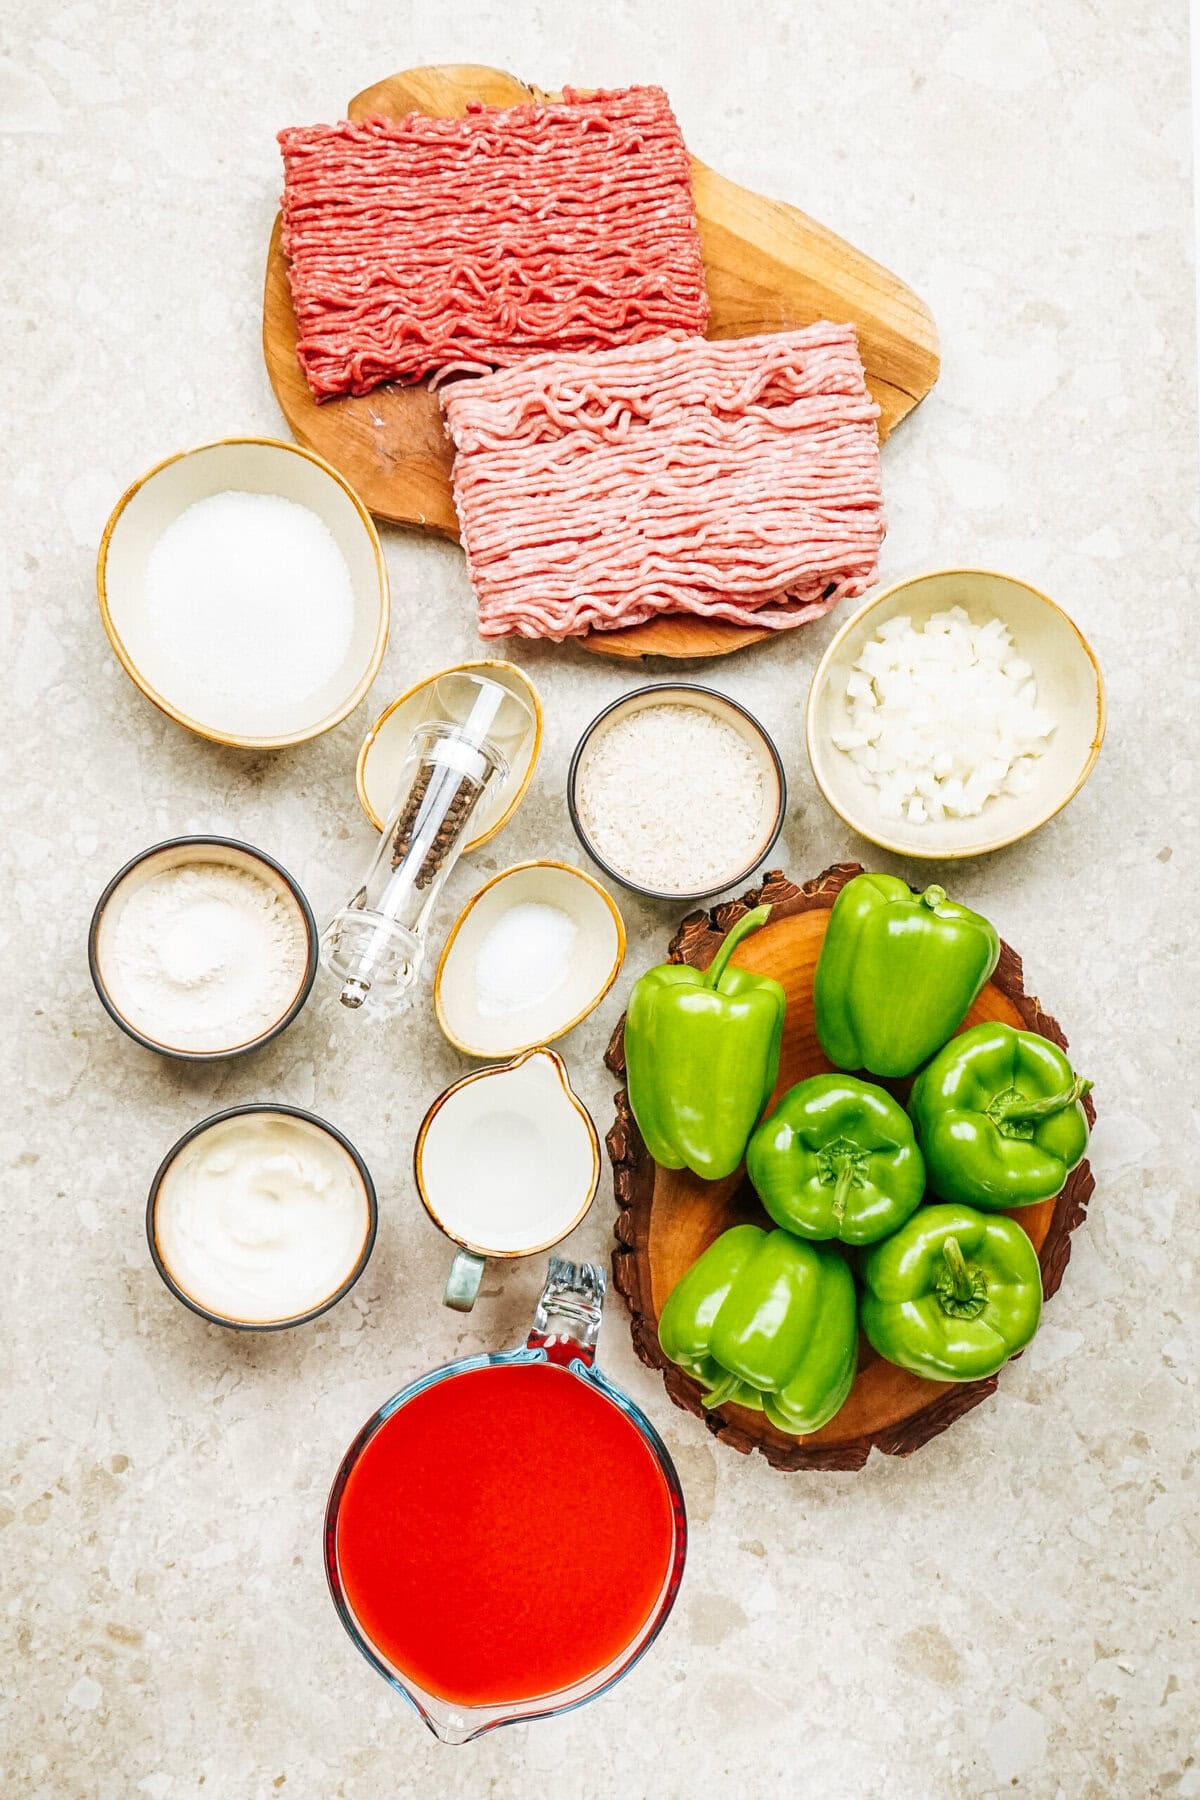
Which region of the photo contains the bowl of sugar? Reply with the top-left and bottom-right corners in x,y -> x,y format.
97,438 -> 390,748
89,835 -> 319,1059
435,861 -> 626,1059
806,569 -> 1106,859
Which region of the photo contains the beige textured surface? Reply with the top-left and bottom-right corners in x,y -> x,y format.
1,3 -> 1196,1796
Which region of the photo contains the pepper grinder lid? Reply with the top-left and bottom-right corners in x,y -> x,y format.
425,671 -> 534,774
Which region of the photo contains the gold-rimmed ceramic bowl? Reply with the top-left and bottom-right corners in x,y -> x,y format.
414,1047 -> 601,1311
356,659 -> 543,846
806,569 -> 1106,859
97,437 -> 390,749
434,860 -> 626,1059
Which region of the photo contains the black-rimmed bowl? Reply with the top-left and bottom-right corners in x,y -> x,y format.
147,1103 -> 378,1331
566,683 -> 787,902
89,835 -> 318,1060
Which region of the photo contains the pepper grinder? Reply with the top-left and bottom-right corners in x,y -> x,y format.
321,673 -> 534,1015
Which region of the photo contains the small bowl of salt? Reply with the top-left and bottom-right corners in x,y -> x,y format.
434,861 -> 626,1059
89,836 -> 319,1060
97,438 -> 389,748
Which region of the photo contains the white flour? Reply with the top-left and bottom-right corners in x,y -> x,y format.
102,861 -> 308,1051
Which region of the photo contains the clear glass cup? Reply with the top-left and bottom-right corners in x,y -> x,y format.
324,1259 -> 687,1743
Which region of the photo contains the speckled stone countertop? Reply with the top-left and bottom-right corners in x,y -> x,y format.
2,3 -> 1196,1796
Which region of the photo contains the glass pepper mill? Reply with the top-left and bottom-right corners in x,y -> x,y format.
321,672 -> 534,1014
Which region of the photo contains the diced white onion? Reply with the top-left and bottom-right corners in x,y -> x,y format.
834,608 -> 1055,825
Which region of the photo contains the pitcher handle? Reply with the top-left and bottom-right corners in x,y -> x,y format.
443,1248 -> 486,1312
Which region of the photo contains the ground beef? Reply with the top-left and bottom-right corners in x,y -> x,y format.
278,86 -> 708,400
440,324 -> 886,639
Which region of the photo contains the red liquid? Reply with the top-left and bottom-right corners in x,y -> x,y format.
333,1362 -> 678,1708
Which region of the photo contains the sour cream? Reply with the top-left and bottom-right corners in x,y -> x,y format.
153,1111 -> 373,1325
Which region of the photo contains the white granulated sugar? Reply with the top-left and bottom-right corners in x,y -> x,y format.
577,703 -> 768,895
144,490 -> 355,727
102,861 -> 308,1051
835,607 -> 1056,824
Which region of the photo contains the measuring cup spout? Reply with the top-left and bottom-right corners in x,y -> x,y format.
415,1700 -> 477,1746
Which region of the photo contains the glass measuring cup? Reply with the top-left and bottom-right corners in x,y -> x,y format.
324,1259 -> 687,1743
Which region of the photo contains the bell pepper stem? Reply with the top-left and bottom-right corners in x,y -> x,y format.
701,1369 -> 743,1410
942,1236 -> 973,1302
991,1075 -> 1093,1124
919,884 -> 947,911
935,1235 -> 990,1320
702,904 -> 772,991
831,1158 -> 855,1225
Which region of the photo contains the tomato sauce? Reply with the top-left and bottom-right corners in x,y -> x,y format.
332,1361 -> 678,1707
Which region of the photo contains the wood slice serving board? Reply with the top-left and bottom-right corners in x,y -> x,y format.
605,864 -> 1096,1472
263,65 -> 940,662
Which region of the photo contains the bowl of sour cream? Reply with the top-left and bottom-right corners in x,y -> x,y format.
147,1104 -> 378,1330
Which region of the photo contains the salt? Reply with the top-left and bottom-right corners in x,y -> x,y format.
474,903 -> 578,1018
143,490 -> 355,729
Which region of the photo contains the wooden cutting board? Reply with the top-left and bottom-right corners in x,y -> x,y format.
262,65 -> 940,660
605,865 -> 1096,1472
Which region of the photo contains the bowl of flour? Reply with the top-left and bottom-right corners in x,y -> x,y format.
97,438 -> 390,747
89,836 -> 318,1059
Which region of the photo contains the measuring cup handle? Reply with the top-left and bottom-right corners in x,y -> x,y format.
443,1248 -> 487,1312
526,1257 -> 607,1365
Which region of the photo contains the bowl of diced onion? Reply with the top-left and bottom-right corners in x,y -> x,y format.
805,569 -> 1106,859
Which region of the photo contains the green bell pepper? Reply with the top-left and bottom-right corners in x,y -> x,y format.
746,1073 -> 925,1246
908,1021 -> 1092,1209
860,1203 -> 1043,1381
624,905 -> 786,1182
814,873 -> 1000,1079
657,1223 -> 857,1434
